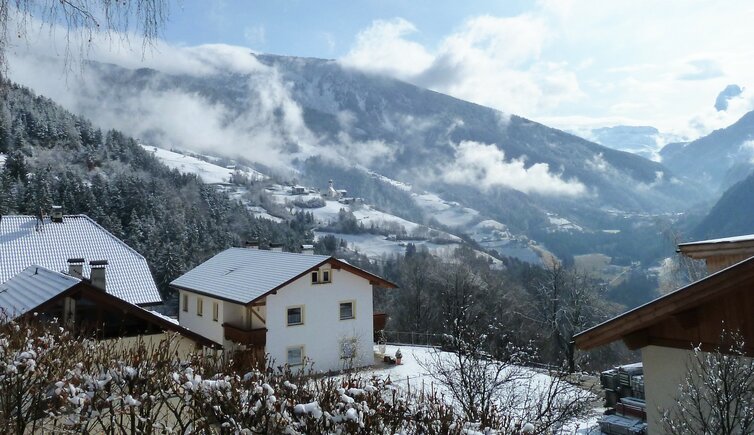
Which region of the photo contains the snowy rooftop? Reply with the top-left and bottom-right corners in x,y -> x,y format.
679,233 -> 754,246
171,248 -> 331,304
0,215 -> 161,305
0,265 -> 79,317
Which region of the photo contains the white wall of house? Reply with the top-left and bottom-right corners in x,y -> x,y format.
265,266 -> 373,372
178,290 -> 226,345
642,345 -> 691,433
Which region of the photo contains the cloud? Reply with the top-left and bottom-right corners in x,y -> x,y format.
7,20 -> 320,171
341,18 -> 434,78
341,14 -> 583,117
441,140 -> 586,196
677,59 -> 723,81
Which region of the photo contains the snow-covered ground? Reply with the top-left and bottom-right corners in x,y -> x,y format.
413,192 -> 480,228
316,232 -> 463,259
361,345 -> 601,434
368,171 -> 412,191
0,153 -> 5,170
141,145 -> 266,184
547,213 -> 584,232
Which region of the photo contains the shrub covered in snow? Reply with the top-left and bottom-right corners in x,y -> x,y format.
0,317 -> 589,434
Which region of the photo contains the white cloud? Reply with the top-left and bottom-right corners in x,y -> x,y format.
441,140 -> 586,196
7,20 -> 319,171
342,2 -> 754,141
341,14 -> 583,118
341,18 -> 434,78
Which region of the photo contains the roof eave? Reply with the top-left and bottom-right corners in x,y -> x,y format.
574,255 -> 754,350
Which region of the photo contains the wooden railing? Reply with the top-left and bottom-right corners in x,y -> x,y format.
223,323 -> 267,347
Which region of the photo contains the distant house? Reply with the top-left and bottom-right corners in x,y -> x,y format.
575,233 -> 754,432
0,213 -> 161,306
170,247 -> 396,372
0,265 -> 215,355
291,185 -> 307,195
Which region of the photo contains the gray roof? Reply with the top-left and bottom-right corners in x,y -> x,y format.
171,248 -> 331,304
0,215 -> 161,305
0,265 -> 80,317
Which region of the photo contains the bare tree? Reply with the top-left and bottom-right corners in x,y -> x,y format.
524,263 -> 609,368
661,329 -> 754,435
0,0 -> 168,73
418,264 -> 594,432
658,228 -> 708,294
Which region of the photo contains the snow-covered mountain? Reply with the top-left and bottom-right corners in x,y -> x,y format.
660,110 -> 754,193
12,52 -> 702,266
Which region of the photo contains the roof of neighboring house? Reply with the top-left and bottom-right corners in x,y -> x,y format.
0,265 -> 79,317
574,255 -> 754,351
171,247 -> 396,304
0,215 -> 161,305
0,265 -> 216,347
678,234 -> 754,247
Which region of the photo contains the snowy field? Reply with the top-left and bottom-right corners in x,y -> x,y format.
360,345 -> 602,434
413,192 -> 480,228
368,171 -> 412,191
316,232 -> 464,259
141,145 -> 266,184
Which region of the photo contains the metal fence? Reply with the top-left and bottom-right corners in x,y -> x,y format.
381,330 -> 445,347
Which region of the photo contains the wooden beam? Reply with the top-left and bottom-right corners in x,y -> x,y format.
250,307 -> 266,325
673,308 -> 699,329
622,330 -> 649,350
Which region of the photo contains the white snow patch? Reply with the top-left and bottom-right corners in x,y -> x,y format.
412,192 -> 480,228
141,145 -> 266,184
368,171 -> 412,191
0,153 -> 5,169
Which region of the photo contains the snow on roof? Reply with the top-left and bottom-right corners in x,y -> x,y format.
679,234 -> 754,246
0,215 -> 161,306
0,265 -> 80,317
171,248 -> 331,304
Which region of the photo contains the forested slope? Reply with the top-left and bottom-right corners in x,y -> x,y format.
0,81 -> 312,298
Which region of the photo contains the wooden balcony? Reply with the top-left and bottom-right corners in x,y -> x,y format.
223,323 -> 267,347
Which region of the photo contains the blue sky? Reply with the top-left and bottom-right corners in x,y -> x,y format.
163,1 -> 532,58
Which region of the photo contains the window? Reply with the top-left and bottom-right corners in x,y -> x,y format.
287,346 -> 304,365
212,302 -> 219,322
197,297 -> 203,317
311,269 -> 332,284
287,306 -> 303,326
340,339 -> 357,359
339,301 -> 355,320
182,293 -> 188,312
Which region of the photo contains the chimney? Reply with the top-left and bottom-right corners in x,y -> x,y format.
245,239 -> 260,250
269,242 -> 284,252
301,244 -> 314,255
51,205 -> 63,223
67,258 -> 85,279
89,260 -> 108,290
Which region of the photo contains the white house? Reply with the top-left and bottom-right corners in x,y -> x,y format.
170,247 -> 396,372
575,233 -> 754,433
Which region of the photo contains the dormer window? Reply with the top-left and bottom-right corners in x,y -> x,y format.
311,269 -> 332,284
